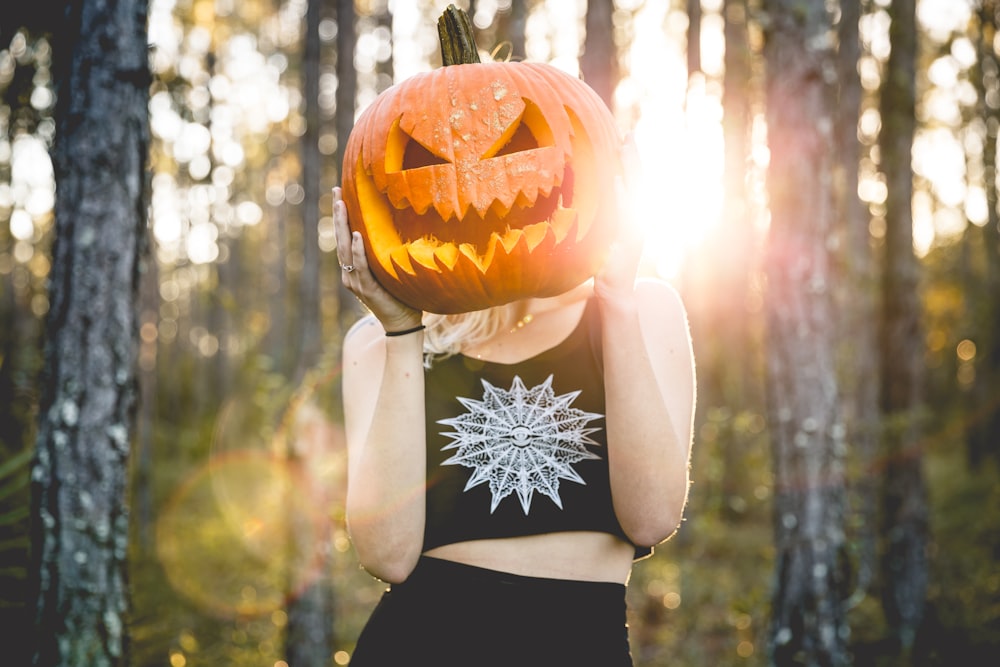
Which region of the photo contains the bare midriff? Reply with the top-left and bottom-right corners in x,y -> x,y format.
423,531 -> 636,584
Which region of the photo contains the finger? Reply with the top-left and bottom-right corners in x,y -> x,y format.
332,191 -> 356,276
333,191 -> 348,247
351,231 -> 368,269
349,231 -> 377,293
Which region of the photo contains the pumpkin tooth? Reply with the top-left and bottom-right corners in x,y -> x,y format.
434,242 -> 460,270
549,206 -> 578,243
519,181 -> 540,207
451,199 -> 476,223
432,198 -> 456,222
406,237 -> 444,271
458,235 -> 498,273
469,186 -> 500,218
458,243 -> 486,272
512,191 -> 536,211
537,161 -> 565,197
389,245 -> 417,276
497,228 -> 523,254
489,197 -> 513,219
522,221 -> 551,251
402,170 -> 436,215
430,177 -> 461,221
548,192 -> 579,240
493,181 -> 519,213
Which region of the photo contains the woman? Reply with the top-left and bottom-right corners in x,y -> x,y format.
334,164 -> 695,665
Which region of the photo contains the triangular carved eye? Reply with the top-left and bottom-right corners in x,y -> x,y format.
493,122 -> 539,157
403,139 -> 449,169
385,118 -> 449,173
481,98 -> 554,160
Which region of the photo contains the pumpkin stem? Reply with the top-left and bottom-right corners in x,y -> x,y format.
438,4 -> 481,65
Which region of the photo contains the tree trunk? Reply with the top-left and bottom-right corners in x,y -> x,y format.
29,0 -> 150,664
878,0 -> 929,653
375,0 -> 393,91
968,0 -> 1000,465
297,0 -> 323,381
714,0 -> 755,520
495,0 -> 528,61
835,0 -> 880,610
335,0 -> 363,330
760,1 -> 850,664
283,0 -> 335,664
204,50 -> 232,405
687,0 -> 702,79
581,0 -> 616,109
266,204 -> 289,371
134,248 -> 159,554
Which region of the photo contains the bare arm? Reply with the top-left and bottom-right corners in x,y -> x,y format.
598,280 -> 696,547
343,319 -> 427,583
595,142 -> 696,546
335,188 -> 427,583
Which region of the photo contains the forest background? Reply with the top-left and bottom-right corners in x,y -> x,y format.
1,0 -> 998,666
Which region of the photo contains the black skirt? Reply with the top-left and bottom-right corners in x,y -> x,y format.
349,556 -> 634,667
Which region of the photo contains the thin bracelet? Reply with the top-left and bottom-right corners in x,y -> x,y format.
385,324 -> 426,337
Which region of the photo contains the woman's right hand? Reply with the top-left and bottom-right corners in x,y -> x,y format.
333,187 -> 423,333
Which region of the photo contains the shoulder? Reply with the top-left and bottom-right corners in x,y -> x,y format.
343,315 -> 389,371
344,315 -> 385,352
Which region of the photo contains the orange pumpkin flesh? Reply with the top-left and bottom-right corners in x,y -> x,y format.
342,61 -> 621,314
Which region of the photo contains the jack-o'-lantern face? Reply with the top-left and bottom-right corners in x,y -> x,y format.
342,61 -> 621,314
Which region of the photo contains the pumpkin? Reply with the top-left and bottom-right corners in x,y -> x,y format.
341,16 -> 621,314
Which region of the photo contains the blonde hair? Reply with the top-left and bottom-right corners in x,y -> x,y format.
422,303 -> 519,367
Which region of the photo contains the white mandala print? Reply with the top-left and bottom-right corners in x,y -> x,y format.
438,375 -> 603,514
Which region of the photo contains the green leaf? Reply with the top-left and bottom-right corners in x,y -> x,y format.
0,506 -> 29,526
0,447 -> 32,479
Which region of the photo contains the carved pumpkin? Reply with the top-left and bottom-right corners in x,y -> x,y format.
341,60 -> 622,314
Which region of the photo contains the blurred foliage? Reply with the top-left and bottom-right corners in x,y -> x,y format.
120,364 -> 1000,667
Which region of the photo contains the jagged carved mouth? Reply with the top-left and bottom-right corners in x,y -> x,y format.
354,161 -> 590,276
391,165 -> 577,248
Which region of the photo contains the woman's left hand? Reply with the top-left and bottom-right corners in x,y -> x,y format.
594,139 -> 643,304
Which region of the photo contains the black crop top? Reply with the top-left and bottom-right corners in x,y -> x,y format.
422,298 -> 651,559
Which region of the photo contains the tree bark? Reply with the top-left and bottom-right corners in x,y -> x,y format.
968,0 -> 1000,465
29,0 -> 150,664
687,0 -> 702,79
714,0 -> 755,520
878,0 -> 929,652
335,0 -> 363,330
297,0 -> 323,381
760,0 -> 850,664
581,0 -> 617,109
283,1 -> 335,665
834,0 -> 880,610
375,0 -> 394,92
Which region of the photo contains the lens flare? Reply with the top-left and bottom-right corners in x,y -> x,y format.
157,360 -> 347,618
156,450 -> 329,618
